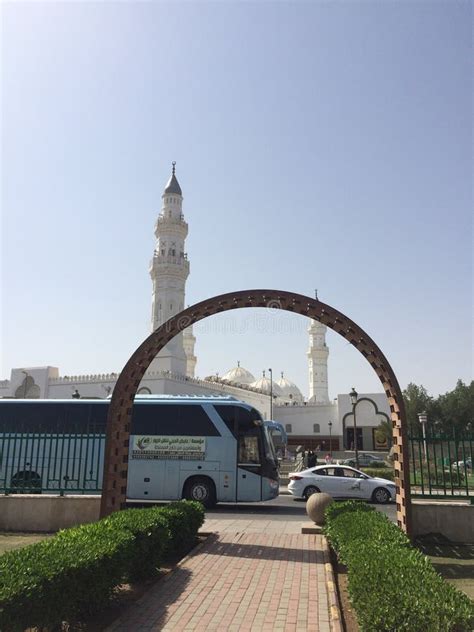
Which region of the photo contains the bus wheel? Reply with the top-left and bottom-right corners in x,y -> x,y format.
183,477 -> 216,508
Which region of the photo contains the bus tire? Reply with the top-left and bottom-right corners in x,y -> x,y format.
183,476 -> 216,508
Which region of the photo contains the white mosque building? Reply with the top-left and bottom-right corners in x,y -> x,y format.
0,165 -> 391,453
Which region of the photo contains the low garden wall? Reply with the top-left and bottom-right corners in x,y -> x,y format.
0,495 -> 101,532
412,499 -> 474,543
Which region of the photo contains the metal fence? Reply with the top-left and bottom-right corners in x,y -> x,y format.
409,430 -> 473,501
0,424 -> 105,494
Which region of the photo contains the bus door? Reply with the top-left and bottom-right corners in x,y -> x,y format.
237,427 -> 262,502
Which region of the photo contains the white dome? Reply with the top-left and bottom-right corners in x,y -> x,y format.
276,372 -> 304,403
221,362 -> 255,385
250,371 -> 283,397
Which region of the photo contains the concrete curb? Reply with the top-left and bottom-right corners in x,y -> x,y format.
322,536 -> 343,632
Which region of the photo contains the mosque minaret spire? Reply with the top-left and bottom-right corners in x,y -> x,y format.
307,319 -> 330,403
148,162 -> 190,375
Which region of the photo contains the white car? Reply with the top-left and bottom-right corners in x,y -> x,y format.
288,464 -> 396,503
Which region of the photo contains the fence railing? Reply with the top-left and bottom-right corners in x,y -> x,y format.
0,424 -> 105,494
408,430 -> 473,501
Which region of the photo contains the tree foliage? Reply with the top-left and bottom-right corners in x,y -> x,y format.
402,380 -> 473,434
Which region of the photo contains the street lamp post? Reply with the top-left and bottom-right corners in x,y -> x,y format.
268,368 -> 273,420
349,387 -> 360,469
328,421 -> 333,457
418,411 -> 428,461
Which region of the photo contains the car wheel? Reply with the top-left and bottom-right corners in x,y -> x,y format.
184,477 -> 216,508
303,485 -> 320,500
372,487 -> 390,504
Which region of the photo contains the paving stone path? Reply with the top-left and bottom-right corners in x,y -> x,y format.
107,525 -> 341,632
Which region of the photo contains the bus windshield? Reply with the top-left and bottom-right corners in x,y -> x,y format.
262,424 -> 278,464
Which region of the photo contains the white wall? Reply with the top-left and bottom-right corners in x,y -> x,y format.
273,402 -> 338,435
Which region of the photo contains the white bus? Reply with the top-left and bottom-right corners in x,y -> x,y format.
0,395 -> 285,506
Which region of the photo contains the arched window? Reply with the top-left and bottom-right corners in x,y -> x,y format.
313,423 -> 320,433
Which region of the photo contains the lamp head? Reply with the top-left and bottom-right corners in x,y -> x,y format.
418,411 -> 428,425
349,387 -> 358,405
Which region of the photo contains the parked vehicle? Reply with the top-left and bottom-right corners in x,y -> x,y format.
342,453 -> 386,468
453,458 -> 472,470
288,464 -> 395,503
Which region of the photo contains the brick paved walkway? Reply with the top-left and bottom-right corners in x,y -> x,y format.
107,527 -> 341,632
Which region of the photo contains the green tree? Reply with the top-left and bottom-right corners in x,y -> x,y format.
402,383 -> 435,433
435,380 -> 473,434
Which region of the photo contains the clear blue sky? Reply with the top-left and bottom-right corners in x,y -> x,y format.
2,1 -> 472,398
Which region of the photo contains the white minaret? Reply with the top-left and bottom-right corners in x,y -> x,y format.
148,163 -> 189,375
307,320 -> 329,403
183,325 -> 197,378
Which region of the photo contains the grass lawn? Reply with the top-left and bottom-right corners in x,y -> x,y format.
416,534 -> 474,600
0,532 -> 53,555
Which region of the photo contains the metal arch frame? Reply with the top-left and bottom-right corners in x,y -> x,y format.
100,289 -> 412,534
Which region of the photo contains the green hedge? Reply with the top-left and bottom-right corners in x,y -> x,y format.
159,501 -> 206,556
0,521 -> 135,631
0,500 -> 205,632
429,471 -> 464,487
103,507 -> 170,581
323,501 -> 474,632
362,467 -> 395,480
363,460 -> 388,468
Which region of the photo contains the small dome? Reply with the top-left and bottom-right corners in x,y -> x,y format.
276,372 -> 304,403
163,162 -> 182,196
250,371 -> 283,397
221,362 -> 255,385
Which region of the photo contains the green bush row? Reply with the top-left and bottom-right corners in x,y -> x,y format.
323,501 -> 474,632
429,471 -> 464,486
362,460 -> 388,468
362,467 -> 395,480
0,500 -> 205,632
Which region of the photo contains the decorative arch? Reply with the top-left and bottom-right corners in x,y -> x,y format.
342,397 -> 391,449
100,290 -> 412,534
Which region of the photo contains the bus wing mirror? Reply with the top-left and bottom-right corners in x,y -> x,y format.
263,421 -> 288,445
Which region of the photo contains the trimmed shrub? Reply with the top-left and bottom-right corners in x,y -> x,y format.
324,499 -> 374,523
323,501 -> 474,631
0,521 -> 135,631
362,467 -> 395,480
159,500 -> 206,555
0,500 -> 205,631
429,471 -> 464,487
363,460 -> 388,468
103,506 -> 171,581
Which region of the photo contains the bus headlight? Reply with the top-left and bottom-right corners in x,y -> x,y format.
267,478 -> 279,490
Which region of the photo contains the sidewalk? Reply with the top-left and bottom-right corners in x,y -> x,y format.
106,521 -> 342,632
